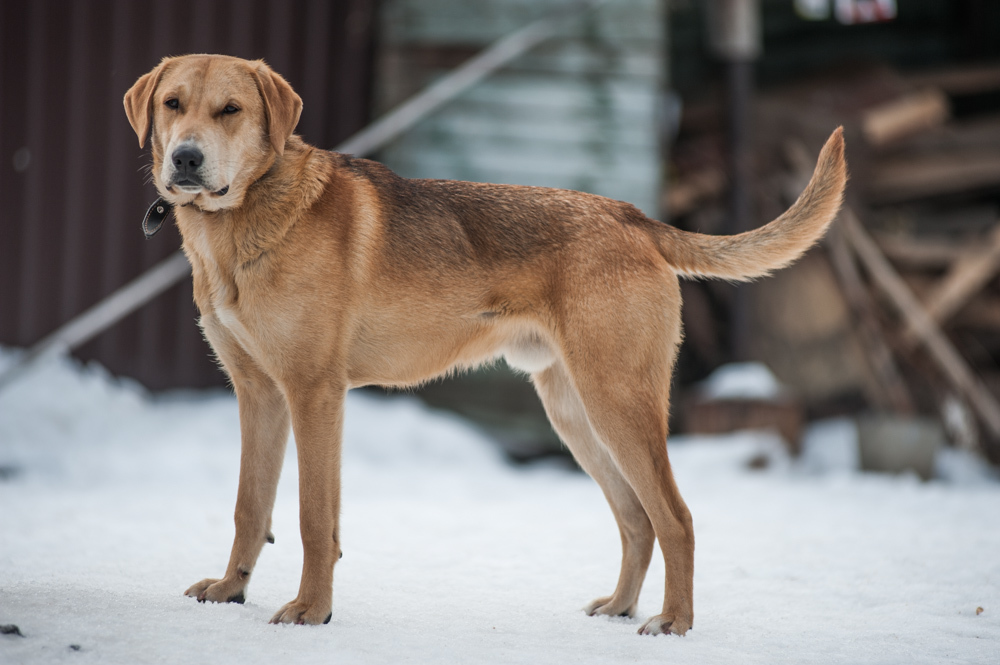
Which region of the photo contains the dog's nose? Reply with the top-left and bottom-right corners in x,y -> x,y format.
171,146 -> 203,176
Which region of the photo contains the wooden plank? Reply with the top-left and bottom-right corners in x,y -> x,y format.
902,223 -> 1000,346
684,398 -> 805,456
826,224 -> 916,415
861,88 -> 949,147
906,63 -> 1000,95
874,233 -> 967,269
868,150 -> 1000,204
886,115 -> 1000,154
952,296 -> 1000,331
840,210 -> 1000,438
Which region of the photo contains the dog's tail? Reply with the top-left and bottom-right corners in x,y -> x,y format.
654,127 -> 847,282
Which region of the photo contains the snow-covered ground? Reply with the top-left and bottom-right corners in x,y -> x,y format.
1,350 -> 998,664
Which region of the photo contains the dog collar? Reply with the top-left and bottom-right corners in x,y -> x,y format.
142,197 -> 173,239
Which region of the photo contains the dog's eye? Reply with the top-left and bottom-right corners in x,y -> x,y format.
164,98 -> 179,110
222,105 -> 240,115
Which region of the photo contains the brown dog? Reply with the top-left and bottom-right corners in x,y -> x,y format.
124,54 -> 846,634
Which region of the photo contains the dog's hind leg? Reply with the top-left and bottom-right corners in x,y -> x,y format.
552,268 -> 694,636
533,362 -> 655,619
185,336 -> 290,605
564,352 -> 694,636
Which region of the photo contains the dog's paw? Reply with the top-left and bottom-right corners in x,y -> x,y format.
637,613 -> 691,636
184,577 -> 247,604
584,595 -> 637,618
269,599 -> 332,625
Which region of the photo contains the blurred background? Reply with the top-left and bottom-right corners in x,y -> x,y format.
3,0 -> 1000,475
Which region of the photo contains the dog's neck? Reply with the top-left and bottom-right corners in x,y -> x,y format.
174,136 -> 332,269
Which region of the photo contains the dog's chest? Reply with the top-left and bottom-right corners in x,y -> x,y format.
208,287 -> 294,363
187,229 -> 289,359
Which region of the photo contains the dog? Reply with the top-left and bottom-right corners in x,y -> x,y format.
124,54 -> 846,634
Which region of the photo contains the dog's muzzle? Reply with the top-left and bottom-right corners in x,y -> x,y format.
167,145 -> 229,197
170,145 -> 204,186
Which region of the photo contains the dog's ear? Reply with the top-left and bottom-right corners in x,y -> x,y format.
252,62 -> 303,156
124,59 -> 171,149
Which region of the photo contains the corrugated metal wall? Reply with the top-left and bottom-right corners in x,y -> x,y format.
376,0 -> 665,218
0,0 -> 377,390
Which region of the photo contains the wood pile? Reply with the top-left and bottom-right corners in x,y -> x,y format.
670,61 -> 1000,464
685,396 -> 805,456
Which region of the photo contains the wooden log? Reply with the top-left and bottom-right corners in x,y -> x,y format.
886,114 -> 1000,154
868,150 -> 1000,204
683,397 -> 805,456
952,297 -> 1000,330
902,222 -> 1000,346
862,88 -> 949,147
840,209 -> 1000,438
874,233 -> 967,269
906,63 -> 1000,96
825,225 -> 916,415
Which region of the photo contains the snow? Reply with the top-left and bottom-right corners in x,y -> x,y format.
700,362 -> 786,401
1,349 -> 999,664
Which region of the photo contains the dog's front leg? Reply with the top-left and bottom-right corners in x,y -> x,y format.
270,382 -> 345,625
185,357 -> 290,604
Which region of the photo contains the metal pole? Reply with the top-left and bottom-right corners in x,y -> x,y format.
727,57 -> 755,361
0,253 -> 191,390
706,0 -> 761,361
0,1 -> 601,391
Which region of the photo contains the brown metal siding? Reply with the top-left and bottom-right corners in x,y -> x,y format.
0,0 -> 377,389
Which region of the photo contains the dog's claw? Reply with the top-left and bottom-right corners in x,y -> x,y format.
637,614 -> 690,636
584,595 -> 637,619
270,599 -> 332,625
186,577 -> 248,606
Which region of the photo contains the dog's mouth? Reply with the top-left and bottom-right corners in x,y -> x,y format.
171,179 -> 204,194
167,179 -> 230,197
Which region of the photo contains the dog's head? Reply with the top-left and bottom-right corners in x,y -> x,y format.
124,54 -> 302,211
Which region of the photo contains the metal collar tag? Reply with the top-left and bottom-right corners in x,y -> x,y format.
142,197 -> 173,239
